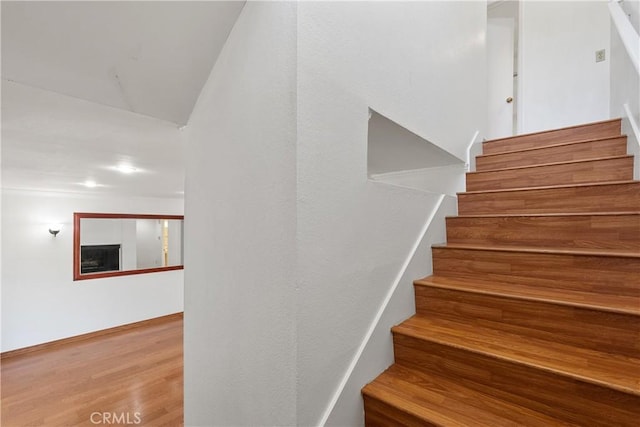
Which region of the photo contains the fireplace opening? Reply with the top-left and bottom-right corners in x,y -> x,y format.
81,244 -> 121,274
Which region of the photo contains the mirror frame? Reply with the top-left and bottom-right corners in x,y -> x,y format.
73,212 -> 184,281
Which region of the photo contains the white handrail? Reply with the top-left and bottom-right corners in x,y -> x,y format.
609,0 -> 640,75
317,193 -> 446,426
465,130 -> 481,172
624,103 -> 640,149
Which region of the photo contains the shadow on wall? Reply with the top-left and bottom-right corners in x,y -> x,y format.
367,110 -> 466,196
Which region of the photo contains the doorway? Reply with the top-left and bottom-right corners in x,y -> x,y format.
487,1 -> 519,139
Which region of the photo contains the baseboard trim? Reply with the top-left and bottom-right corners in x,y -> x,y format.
1,312 -> 183,360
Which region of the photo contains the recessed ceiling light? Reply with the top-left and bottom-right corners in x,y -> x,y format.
83,180 -> 98,188
114,164 -> 138,174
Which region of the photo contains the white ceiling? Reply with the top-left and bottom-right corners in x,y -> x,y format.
2,81 -> 186,198
1,0 -> 245,198
2,0 -> 245,125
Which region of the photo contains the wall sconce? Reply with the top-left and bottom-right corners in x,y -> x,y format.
48,224 -> 62,237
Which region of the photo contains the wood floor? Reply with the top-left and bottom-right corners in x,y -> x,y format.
1,314 -> 183,427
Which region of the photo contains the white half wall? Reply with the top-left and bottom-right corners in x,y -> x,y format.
183,2 -> 297,426
519,1 -> 611,133
610,0 -> 640,179
1,189 -> 184,352
296,2 -> 486,425
611,0 -> 640,121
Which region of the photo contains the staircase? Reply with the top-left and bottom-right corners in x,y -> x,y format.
362,118 -> 640,426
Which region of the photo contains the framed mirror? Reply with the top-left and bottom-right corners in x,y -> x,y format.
73,213 -> 184,281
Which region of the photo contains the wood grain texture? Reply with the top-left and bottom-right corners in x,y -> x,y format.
363,118 -> 639,426
482,118 -> 621,155
466,155 -> 634,191
413,282 -> 640,357
363,365 -> 578,427
457,181 -> 640,215
415,274 -> 640,315
362,392 -> 441,427
1,315 -> 183,426
393,319 -> 640,426
476,136 -> 628,171
446,213 -> 640,250
432,245 -> 640,298
1,313 -> 183,360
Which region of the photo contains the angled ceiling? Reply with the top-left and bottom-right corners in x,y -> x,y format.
2,81 -> 186,199
2,0 -> 245,125
1,1 -> 245,198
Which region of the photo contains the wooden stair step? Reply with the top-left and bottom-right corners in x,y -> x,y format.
413,276 -> 640,356
415,275 -> 640,316
466,155 -> 634,191
393,316 -> 640,394
362,364 -> 580,427
432,244 -> 640,298
476,135 -> 628,171
364,118 -> 638,426
482,118 -> 622,155
446,212 -> 640,251
392,317 -> 640,426
457,180 -> 640,215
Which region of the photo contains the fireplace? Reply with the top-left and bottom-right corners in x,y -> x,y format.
80,244 -> 121,274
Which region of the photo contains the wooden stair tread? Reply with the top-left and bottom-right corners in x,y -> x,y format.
452,211 -> 640,218
483,118 -> 621,145
414,276 -> 640,315
482,118 -> 622,155
477,135 -> 628,158
457,180 -> 640,215
459,179 -> 639,195
445,213 -> 640,251
434,242 -> 640,258
468,154 -> 632,174
362,364 -> 579,427
364,117 -> 637,425
465,156 -> 633,192
393,316 -> 640,395
475,136 -> 629,173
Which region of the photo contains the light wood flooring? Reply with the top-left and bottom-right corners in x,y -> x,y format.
1,314 -> 183,426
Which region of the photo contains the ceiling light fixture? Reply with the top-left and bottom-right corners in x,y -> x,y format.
115,164 -> 138,174
84,180 -> 98,188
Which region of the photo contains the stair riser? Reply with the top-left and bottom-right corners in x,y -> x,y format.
476,137 -> 628,171
466,156 -> 633,192
414,286 -> 640,357
432,247 -> 640,297
446,215 -> 640,251
393,334 -> 640,426
457,182 -> 640,215
482,119 -> 622,155
363,395 -> 436,427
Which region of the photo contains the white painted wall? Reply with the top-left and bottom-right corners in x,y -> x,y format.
611,0 -> 640,120
296,2 -> 485,425
1,189 -> 184,352
81,218 -> 123,246
610,0 -> 640,178
121,219 -> 137,271
183,2 -> 297,426
135,219 -> 162,269
167,220 -> 183,266
184,2 -> 484,425
369,166 -> 466,197
519,1 -> 610,133
367,111 -> 462,175
622,0 -> 640,33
